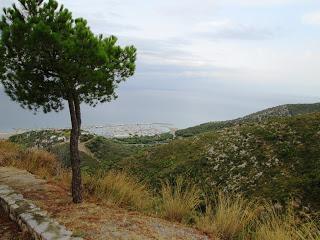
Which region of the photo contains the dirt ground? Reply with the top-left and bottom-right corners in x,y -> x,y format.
0,167 -> 210,240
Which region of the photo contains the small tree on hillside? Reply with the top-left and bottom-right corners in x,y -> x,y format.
0,0 -> 136,203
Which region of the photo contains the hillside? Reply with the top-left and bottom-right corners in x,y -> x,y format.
9,130 -> 150,172
118,113 -> 320,211
8,107 -> 320,212
176,103 -> 320,137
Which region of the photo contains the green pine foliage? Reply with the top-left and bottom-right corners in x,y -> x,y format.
0,0 -> 136,112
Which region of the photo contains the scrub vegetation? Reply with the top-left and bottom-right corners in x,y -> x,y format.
5,104 -> 320,239
1,140 -> 319,239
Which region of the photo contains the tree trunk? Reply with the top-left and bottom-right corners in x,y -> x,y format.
68,98 -> 82,203
74,96 -> 81,133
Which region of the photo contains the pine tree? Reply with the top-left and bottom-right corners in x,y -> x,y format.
0,0 -> 136,203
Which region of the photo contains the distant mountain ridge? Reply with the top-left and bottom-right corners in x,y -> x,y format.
176,102 -> 320,137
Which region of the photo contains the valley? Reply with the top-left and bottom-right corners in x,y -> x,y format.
8,103 -> 320,212
3,102 -> 320,239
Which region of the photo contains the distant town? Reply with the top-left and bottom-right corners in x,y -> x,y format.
0,123 -> 177,139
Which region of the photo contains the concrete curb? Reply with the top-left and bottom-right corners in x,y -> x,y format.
0,184 -> 82,240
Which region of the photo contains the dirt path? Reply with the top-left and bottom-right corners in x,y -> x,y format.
78,142 -> 96,159
0,167 -> 210,240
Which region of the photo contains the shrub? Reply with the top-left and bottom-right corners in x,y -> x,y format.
159,176 -> 201,222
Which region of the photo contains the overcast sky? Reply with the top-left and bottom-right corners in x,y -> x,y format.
1,0 -> 320,131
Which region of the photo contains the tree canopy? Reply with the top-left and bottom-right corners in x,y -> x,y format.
0,0 -> 137,203
0,0 -> 136,112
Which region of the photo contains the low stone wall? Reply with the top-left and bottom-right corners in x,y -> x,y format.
0,184 -> 82,240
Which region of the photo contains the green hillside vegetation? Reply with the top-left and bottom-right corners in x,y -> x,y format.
85,136 -> 148,170
117,112 -> 320,212
8,106 -> 320,213
2,140 -> 320,239
9,130 -> 150,172
176,102 -> 320,137
34,135 -> 146,173
287,102 -> 320,115
114,132 -> 174,144
9,130 -> 100,172
9,129 -> 71,148
50,143 -> 99,172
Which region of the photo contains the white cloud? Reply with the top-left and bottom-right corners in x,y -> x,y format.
0,0 -> 14,9
2,0 -> 320,128
221,0 -> 313,6
302,11 -> 320,25
194,19 -> 274,40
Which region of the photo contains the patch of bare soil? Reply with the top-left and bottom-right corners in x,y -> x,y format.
0,167 -> 210,240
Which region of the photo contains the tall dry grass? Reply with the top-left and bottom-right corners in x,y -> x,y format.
159,176 -> 201,222
296,221 -> 320,240
18,149 -> 60,178
0,141 -> 61,179
255,204 -> 294,240
0,140 -> 22,164
255,204 -> 320,240
83,171 -> 153,210
0,141 -> 152,210
55,168 -> 72,189
196,192 -> 259,239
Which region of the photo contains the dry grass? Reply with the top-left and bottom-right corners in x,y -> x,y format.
296,221 -> 320,240
0,141 -> 152,211
55,168 -> 72,189
0,141 -> 61,179
159,176 -> 201,223
17,149 -> 60,178
196,195 -> 320,240
1,141 -> 319,240
196,192 -> 259,239
0,140 -> 22,164
255,204 -> 294,240
255,204 -> 320,240
83,171 -> 153,211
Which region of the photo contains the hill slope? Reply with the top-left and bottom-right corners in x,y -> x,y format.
119,113 -> 320,211
9,130 -> 150,172
176,103 -> 320,137
8,105 -> 320,211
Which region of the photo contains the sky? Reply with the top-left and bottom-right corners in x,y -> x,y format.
1,0 -> 320,131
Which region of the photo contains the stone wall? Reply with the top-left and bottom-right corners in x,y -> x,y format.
0,184 -> 82,240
